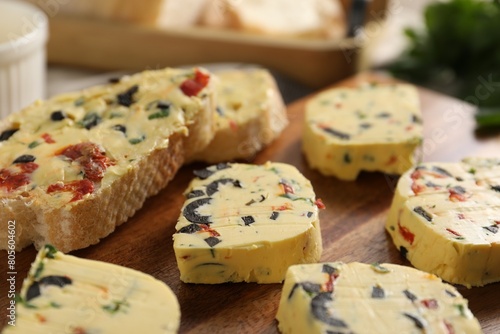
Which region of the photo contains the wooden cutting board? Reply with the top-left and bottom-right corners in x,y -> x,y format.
1,72 -> 499,333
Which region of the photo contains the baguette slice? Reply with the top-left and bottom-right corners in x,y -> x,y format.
2,245 -> 180,333
0,67 -> 215,252
191,69 -> 288,163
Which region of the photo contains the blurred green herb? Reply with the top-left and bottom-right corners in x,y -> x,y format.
387,0 -> 500,128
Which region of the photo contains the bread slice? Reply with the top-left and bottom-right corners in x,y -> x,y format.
191,69 -> 288,163
0,67 -> 215,252
201,0 -> 346,39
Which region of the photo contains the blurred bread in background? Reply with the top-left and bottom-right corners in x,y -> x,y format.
26,0 -> 346,39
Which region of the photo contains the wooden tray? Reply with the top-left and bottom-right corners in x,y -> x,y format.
1,72 -> 499,333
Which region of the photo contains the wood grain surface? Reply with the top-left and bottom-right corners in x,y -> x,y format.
1,72 -> 499,333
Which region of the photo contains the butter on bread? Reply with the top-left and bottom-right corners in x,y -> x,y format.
0,67 -> 215,253
201,0 -> 346,39
191,69 -> 288,163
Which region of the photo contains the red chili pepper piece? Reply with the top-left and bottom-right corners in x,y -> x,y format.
47,179 -> 94,202
444,320 -> 455,334
398,222 -> 415,245
199,224 -> 220,237
323,272 -> 339,293
41,133 -> 55,144
449,189 -> 467,202
421,299 -> 438,309
446,228 -> 462,237
180,69 -> 210,97
315,198 -> 326,209
411,182 -> 425,195
0,162 -> 39,191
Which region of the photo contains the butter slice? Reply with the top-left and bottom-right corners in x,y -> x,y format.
2,245 -> 180,333
276,262 -> 481,334
303,84 -> 423,180
173,162 -> 323,283
386,158 -> 500,287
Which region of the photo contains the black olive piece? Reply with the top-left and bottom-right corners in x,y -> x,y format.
178,224 -> 202,234
193,168 -> 213,180
50,110 -> 66,121
183,198 -> 211,224
216,163 -> 230,170
445,290 -> 457,297
425,181 -> 439,188
301,282 -> 322,294
288,283 -> 300,299
270,211 -> 279,220
343,153 -> 351,164
39,275 -> 72,287
400,246 -> 408,259
322,264 -> 336,274
241,216 -> 255,225
13,155 -> 36,164
483,225 -> 499,234
187,189 -> 205,199
204,237 -> 221,247
206,178 -> 241,196
432,166 -> 453,177
413,206 -> 432,222
216,106 -> 225,116
81,113 -> 102,130
26,282 -> 41,301
117,85 -> 139,107
456,177 -> 464,182
108,77 -> 121,84
111,124 -> 127,134
359,123 -> 372,129
0,128 -> 18,141
491,185 -> 500,192
403,289 -> 417,302
414,165 -> 427,171
156,101 -> 171,109
411,114 -> 422,124
450,185 -> 466,194
321,127 -> 350,140
376,112 -> 391,118
371,286 -> 385,299
403,313 -> 425,329
311,293 -> 348,328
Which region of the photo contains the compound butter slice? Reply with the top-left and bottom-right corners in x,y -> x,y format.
2,245 -> 180,333
276,262 -> 482,334
303,84 -> 423,180
386,158 -> 500,287
173,162 -> 323,283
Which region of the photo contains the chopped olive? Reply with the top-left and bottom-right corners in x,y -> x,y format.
178,224 -> 202,234
455,304 -> 466,316
403,289 -> 417,302
112,124 -> 127,134
371,285 -> 385,299
74,97 -> 85,106
343,153 -> 352,164
206,178 -> 241,196
13,155 -> 36,164
204,236 -> 221,247
44,244 -> 58,259
432,166 -> 453,177
50,110 -> 66,121
400,246 -> 408,258
359,123 -> 372,129
193,168 -> 214,180
311,293 -> 348,327
129,137 -> 145,145
403,313 -> 425,329
413,206 -> 432,222
301,282 -> 322,294
39,275 -> 72,287
445,290 -> 457,297
455,177 -> 464,182
322,264 -> 336,274
186,189 -> 205,199
108,77 -> 121,84
371,263 -> 390,273
0,128 -> 18,141
216,106 -> 225,116
491,185 -> 500,192
411,114 -> 422,124
270,211 -> 279,220
79,113 -> 102,130
450,185 -> 466,194
117,85 -> 139,107
28,141 -> 40,149
483,225 -> 499,234
376,112 -> 391,118
241,215 -> 255,225
183,198 -> 211,224
156,101 -> 171,109
216,162 -> 230,170
288,283 -> 300,299
320,126 -> 350,140
26,282 -> 40,301
102,299 -> 129,314
307,212 -> 313,218
425,181 -> 440,188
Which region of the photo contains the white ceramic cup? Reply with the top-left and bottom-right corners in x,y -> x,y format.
0,0 -> 48,119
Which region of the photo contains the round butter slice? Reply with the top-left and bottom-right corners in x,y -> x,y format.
173,162 -> 323,283
386,158 -> 500,287
303,84 -> 423,180
276,262 -> 481,334
3,245 -> 180,333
